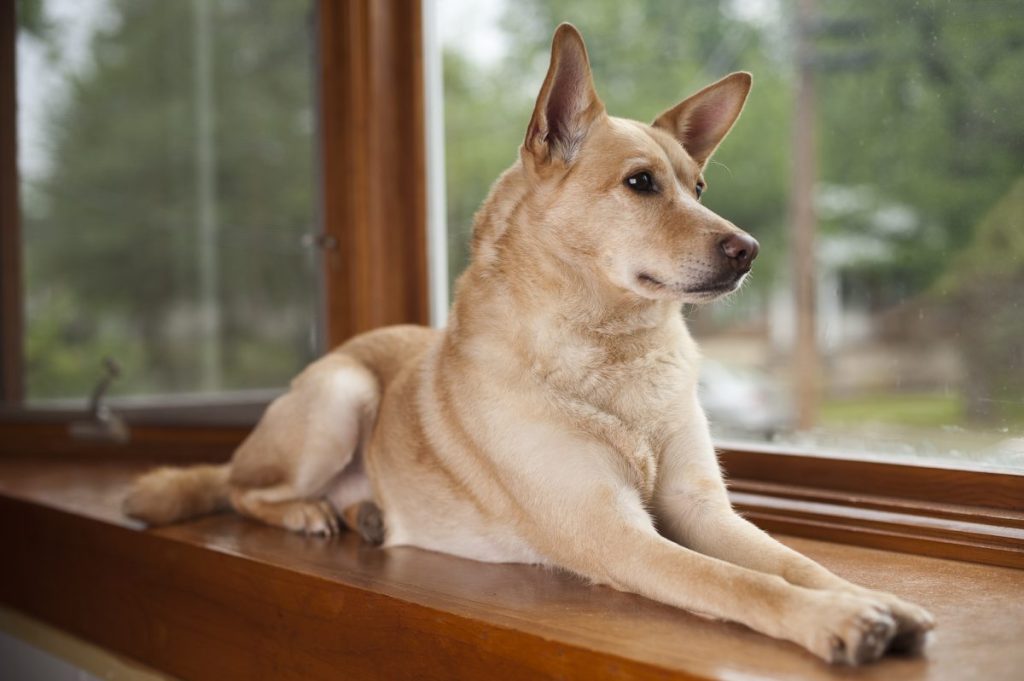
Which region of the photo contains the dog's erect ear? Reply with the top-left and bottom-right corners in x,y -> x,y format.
653,72 -> 752,168
525,23 -> 605,164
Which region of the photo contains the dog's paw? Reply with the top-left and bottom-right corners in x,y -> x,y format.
845,587 -> 935,654
799,591 -> 898,665
342,501 -> 385,546
283,500 -> 340,536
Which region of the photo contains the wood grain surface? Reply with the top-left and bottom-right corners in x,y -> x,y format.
1,460 -> 1022,681
317,0 -> 430,345
0,422 -> 242,460
721,446 -> 1024,511
0,3 -> 22,404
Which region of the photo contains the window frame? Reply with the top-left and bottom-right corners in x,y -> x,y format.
0,0 -> 431,437
0,0 -> 1020,568
0,3 -> 21,406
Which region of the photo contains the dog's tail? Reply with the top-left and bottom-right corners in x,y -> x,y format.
123,463 -> 231,525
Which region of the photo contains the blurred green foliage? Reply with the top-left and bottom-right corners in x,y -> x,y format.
821,392 -> 962,429
939,177 -> 1024,421
445,0 -> 793,291
16,0 -> 1024,426
442,0 -> 1024,425
20,0 -> 319,399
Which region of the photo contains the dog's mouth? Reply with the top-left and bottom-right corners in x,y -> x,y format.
635,271 -> 744,300
637,272 -> 668,289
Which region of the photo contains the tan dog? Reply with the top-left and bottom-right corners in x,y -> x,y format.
125,24 -> 934,665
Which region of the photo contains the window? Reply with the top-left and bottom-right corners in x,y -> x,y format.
438,0 -> 1024,471
2,0 -> 429,439
16,0 -> 321,405
0,0 -> 1017,566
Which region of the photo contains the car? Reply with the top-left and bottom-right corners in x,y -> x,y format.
698,360 -> 795,440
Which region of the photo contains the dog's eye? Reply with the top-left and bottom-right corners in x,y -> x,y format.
696,181 -> 705,200
626,171 -> 655,193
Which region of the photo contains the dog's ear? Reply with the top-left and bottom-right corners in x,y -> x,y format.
653,72 -> 752,168
525,23 -> 605,165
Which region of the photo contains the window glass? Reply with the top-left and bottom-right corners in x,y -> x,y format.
438,0 -> 1024,470
17,0 -> 320,401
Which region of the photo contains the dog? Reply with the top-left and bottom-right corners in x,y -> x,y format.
124,23 -> 934,665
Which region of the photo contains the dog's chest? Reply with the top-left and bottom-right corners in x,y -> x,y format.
537,343 -> 693,496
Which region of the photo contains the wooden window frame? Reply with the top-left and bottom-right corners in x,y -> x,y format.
0,4 -> 21,406
0,1 -> 1021,569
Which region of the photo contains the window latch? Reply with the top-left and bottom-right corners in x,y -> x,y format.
70,358 -> 130,444
302,233 -> 338,251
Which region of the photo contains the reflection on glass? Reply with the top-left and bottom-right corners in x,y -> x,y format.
17,0 -> 320,401
439,0 -> 1024,470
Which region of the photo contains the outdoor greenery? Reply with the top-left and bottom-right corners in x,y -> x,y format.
19,0 -> 319,398
442,0 -> 1024,432
821,393 -> 962,429
15,1 -> 1024,443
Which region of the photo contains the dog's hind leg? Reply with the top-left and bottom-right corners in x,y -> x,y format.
230,485 -> 341,536
226,352 -> 380,536
341,500 -> 385,545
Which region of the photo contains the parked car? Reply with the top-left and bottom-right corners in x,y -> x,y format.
698,360 -> 795,440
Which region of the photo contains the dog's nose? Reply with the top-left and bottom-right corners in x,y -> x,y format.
719,233 -> 759,272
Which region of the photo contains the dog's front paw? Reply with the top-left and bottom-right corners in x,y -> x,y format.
798,591 -> 898,665
845,587 -> 935,654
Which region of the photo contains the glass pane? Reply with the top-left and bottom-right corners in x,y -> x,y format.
438,0 -> 1024,470
17,0 -> 320,402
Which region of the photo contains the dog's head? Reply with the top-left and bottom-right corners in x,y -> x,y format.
520,23 -> 758,304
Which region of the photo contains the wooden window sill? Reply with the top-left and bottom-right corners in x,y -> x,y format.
1,460 -> 1022,681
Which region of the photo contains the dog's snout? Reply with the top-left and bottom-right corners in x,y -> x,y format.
719,233 -> 759,272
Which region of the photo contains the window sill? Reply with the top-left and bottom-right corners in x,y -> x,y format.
729,480 -> 1024,569
1,459 -> 1022,681
3,423 -> 1021,571
722,446 -> 1024,569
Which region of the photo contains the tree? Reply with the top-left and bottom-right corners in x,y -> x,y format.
22,0 -> 319,398
814,0 -> 1024,290
441,0 -> 1024,430
939,176 -> 1024,423
444,0 -> 794,298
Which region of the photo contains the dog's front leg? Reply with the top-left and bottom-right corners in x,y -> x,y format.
538,474 -> 900,665
650,409 -> 934,653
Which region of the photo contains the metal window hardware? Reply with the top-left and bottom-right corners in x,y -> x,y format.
302,233 -> 338,251
69,358 -> 130,443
